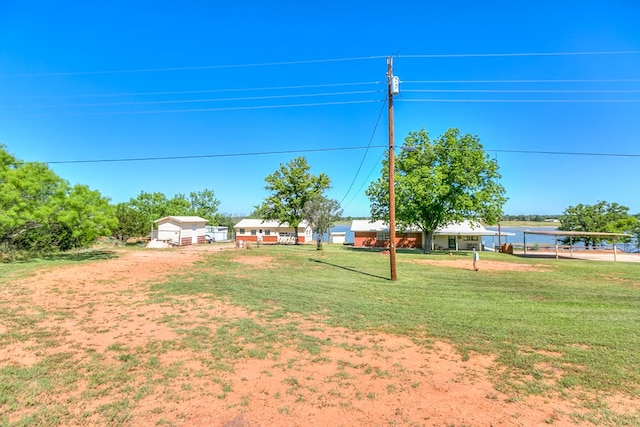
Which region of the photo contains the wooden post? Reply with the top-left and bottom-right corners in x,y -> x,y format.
387,57 -> 397,281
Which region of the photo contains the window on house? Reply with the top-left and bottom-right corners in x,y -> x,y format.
251,230 -> 257,235
239,228 -> 245,234
376,232 -> 390,240
264,230 -> 271,235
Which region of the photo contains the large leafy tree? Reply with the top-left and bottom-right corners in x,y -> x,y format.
114,203 -> 149,241
366,128 -> 506,253
187,189 -> 220,222
0,145 -> 115,253
302,194 -> 343,247
558,201 -> 637,249
255,156 -> 330,244
126,189 -> 221,236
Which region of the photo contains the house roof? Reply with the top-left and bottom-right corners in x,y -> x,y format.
350,220 -> 420,233
154,216 -> 209,224
350,219 -> 514,236
234,218 -> 310,229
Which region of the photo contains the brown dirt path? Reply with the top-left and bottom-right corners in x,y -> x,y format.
0,246 -> 616,426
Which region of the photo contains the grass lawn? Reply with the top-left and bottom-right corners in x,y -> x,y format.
158,245 -> 640,397
1,244 -> 639,425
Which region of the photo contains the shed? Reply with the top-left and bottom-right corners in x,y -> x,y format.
330,232 -> 346,244
154,216 -> 208,246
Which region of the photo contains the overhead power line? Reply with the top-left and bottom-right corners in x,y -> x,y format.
400,50 -> 640,58
403,79 -> 640,84
43,145 -> 388,164
4,50 -> 638,78
2,56 -> 387,77
43,146 -> 640,166
401,99 -> 640,103
491,149 -> 640,158
12,90 -> 384,109
403,89 -> 640,94
8,99 -> 383,117
338,96 -> 388,206
8,81 -> 383,99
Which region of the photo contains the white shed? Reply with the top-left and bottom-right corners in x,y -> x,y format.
154,216 -> 208,246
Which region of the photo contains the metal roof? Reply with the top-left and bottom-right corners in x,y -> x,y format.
350,219 -> 514,236
154,216 -> 209,223
523,230 -> 630,238
233,218 -> 309,229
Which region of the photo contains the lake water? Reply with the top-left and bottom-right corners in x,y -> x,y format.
327,224 -> 638,252
324,224 -> 561,246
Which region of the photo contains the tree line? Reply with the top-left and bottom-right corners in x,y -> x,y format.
3,128 -> 639,259
0,145 -> 240,257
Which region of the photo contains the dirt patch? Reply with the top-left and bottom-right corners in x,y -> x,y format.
407,258 -> 553,272
233,255 -> 275,269
0,245 -> 629,426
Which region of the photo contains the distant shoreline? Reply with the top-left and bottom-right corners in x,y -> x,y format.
337,220 -> 560,228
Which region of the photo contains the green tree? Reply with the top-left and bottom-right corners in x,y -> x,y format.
303,194 -> 343,248
255,156 -> 330,244
114,203 -> 148,241
126,189 -> 221,236
559,201 -> 637,249
187,189 -> 220,223
127,191 -> 172,235
0,145 -> 115,254
366,128 -> 507,253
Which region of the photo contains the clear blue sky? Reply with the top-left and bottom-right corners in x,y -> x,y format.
1,1 -> 639,218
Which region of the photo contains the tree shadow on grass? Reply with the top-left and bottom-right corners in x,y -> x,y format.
309,258 -> 389,281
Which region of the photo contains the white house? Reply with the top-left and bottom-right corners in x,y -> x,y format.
154,216 -> 208,246
351,219 -> 514,251
233,219 -> 313,244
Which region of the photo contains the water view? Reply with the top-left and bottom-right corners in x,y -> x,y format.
326,224 -> 638,252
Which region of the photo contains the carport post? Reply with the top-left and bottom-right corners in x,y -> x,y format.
569,236 -> 573,258
614,238 -> 618,262
523,232 -> 527,257
555,236 -> 559,260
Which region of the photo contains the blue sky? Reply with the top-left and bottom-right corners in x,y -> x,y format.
1,1 -> 639,218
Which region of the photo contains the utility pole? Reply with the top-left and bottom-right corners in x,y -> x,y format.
387,57 -> 398,281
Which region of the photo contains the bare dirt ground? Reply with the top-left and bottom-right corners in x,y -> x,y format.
1,246 -> 632,426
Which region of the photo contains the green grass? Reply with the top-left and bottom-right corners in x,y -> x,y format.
1,244 -> 639,425
155,244 -> 640,398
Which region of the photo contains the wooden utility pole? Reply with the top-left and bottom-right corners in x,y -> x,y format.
387,57 -> 398,281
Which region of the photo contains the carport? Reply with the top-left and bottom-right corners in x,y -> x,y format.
523,230 -> 630,261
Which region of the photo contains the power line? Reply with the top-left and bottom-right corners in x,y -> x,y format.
342,151 -> 385,211
42,146 -> 639,166
43,145 -> 388,164
338,96 -> 388,206
403,89 -> 640,94
5,50 -> 638,78
403,79 -> 640,84
401,99 -> 640,103
6,81 -> 383,99
7,99 -> 383,117
10,90 -> 383,109
400,50 -> 640,59
1,56 -> 387,78
491,149 -> 640,158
